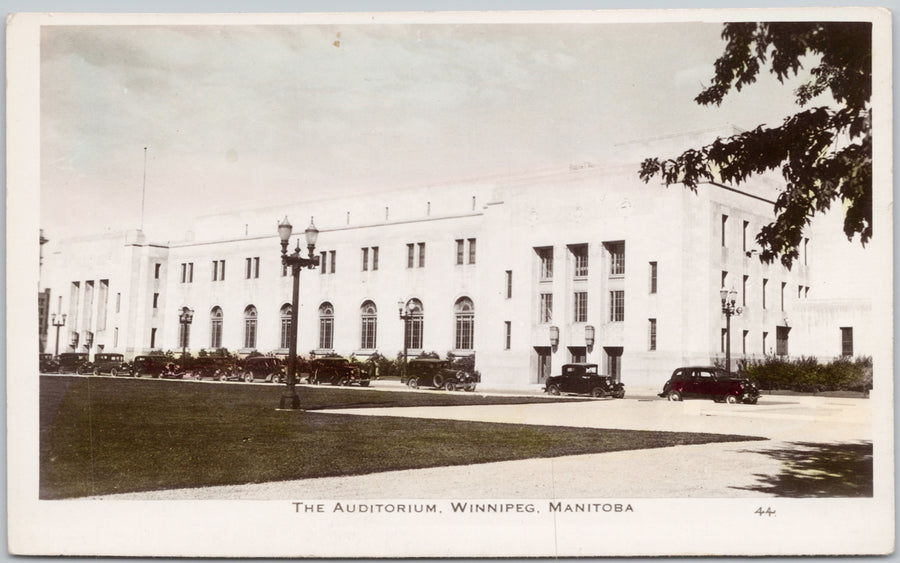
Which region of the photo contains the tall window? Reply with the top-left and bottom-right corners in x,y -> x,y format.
781,282 -> 786,311
721,214 -> 728,246
181,263 -> 194,283
360,301 -> 377,350
574,292 -> 588,323
152,293 -> 159,309
456,239 -> 465,265
467,238 -> 476,264
454,297 -> 474,351
319,303 -> 334,349
404,299 -> 424,350
649,261 -> 657,294
359,247 -> 379,271
407,244 -> 415,268
762,331 -> 769,355
776,326 -> 790,356
280,304 -> 292,349
210,307 -> 223,348
505,270 -> 513,299
743,275 -> 749,307
540,293 -> 553,323
504,321 -> 511,350
179,320 -> 191,349
362,247 -> 369,271
329,251 -> 337,274
609,291 -> 625,322
537,247 -> 553,280
742,330 -> 749,355
372,247 -> 379,271
154,263 -> 161,279
648,318 -> 657,351
244,305 -> 257,349
607,242 -> 625,276
762,278 -> 768,309
212,260 -> 225,281
417,243 -> 426,267
245,257 -> 260,279
320,252 -> 327,274
571,244 -> 588,278
743,220 -> 749,252
841,327 -> 854,357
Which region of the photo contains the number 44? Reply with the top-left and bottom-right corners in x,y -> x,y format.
755,507 -> 776,517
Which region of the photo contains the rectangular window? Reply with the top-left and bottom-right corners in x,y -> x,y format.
319,317 -> 334,349
116,293 -> 121,313
407,244 -> 414,269
188,263 -> 193,283
468,238 -> 476,264
648,318 -> 657,351
607,242 -> 625,276
609,290 -> 625,322
361,317 -> 377,350
455,314 -> 474,350
372,247 -> 379,271
456,239 -> 464,265
540,293 -> 553,323
798,285 -> 803,299
114,327 -> 118,348
762,331 -> 769,355
179,322 -> 191,349
776,326 -> 790,356
362,247 -> 369,271
742,330 -> 749,355
571,244 -> 588,278
781,282 -> 786,311
743,220 -> 749,252
320,252 -> 327,274
417,243 -> 425,268
154,263 -> 161,279
246,258 -> 252,279
212,260 -> 225,281
721,214 -> 728,247
211,318 -> 223,349
329,251 -> 336,274
743,275 -> 749,307
537,247 -> 553,280
762,278 -> 768,309
505,270 -> 512,299
649,261 -> 657,294
804,238 -> 809,266
406,317 -> 423,350
574,292 -> 588,323
504,321 -> 511,350
721,328 -> 728,353
152,293 -> 159,309
181,263 -> 187,283
280,316 -> 292,349
721,270 -> 728,289
150,328 -> 157,349
254,257 -> 259,278
841,327 -> 854,357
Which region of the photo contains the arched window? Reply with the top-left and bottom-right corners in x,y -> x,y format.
319,302 -> 334,350
244,305 -> 257,349
454,297 -> 474,351
360,301 -> 377,350
210,307 -> 223,349
404,299 -> 424,350
280,304 -> 292,349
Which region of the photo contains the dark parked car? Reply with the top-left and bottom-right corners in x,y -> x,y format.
89,353 -> 128,376
40,353 -> 59,373
659,366 -> 760,404
190,356 -> 240,381
239,356 -> 285,383
544,363 -> 625,398
309,357 -> 370,386
403,358 -> 479,392
57,352 -> 90,374
130,355 -> 169,378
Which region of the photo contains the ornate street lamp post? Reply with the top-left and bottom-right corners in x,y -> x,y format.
720,287 -> 742,373
178,307 -> 194,361
397,300 -> 411,379
51,313 -> 67,357
278,216 -> 320,410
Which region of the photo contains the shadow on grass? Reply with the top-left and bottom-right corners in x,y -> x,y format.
732,441 -> 873,497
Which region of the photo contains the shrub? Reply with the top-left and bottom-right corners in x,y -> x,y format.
742,355 -> 873,393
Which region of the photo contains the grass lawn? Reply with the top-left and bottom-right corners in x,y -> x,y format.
41,376 -> 764,499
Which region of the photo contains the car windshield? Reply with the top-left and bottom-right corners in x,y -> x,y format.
584,365 -> 598,375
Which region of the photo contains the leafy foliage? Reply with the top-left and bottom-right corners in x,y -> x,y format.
739,355 -> 872,392
640,22 -> 872,266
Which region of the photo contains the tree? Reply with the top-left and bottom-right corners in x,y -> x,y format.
639,22 -> 871,266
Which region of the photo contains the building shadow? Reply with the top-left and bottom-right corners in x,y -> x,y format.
732,441 -> 873,497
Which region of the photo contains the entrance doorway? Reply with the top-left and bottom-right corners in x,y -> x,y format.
534,346 -> 552,383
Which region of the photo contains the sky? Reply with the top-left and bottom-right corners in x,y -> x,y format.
39,17 -> 818,243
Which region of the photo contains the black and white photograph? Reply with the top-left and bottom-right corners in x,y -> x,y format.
7,6 -> 894,557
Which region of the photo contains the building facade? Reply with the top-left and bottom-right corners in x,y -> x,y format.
39,158 -> 872,387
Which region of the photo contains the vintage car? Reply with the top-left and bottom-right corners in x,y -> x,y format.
39,353 -> 59,373
239,356 -> 285,383
308,357 -> 370,386
544,363 -> 625,398
189,356 -> 240,382
89,353 -> 129,376
57,352 -> 90,374
403,358 -> 479,392
659,366 -> 760,404
130,355 -> 169,378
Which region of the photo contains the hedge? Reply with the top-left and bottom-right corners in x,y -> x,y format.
737,356 -> 873,393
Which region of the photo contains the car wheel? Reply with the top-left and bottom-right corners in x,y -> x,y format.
110,368 -> 118,377
219,373 -> 228,382
590,387 -> 605,398
725,394 -> 739,404
432,374 -> 444,389
244,373 -> 254,383
93,367 -> 100,376
464,384 -> 476,392
134,370 -> 141,378
667,390 -> 682,401
339,377 -> 350,386
359,381 -> 370,387
408,378 -> 419,389
444,382 -> 456,392
747,398 -> 759,405
547,384 -> 561,396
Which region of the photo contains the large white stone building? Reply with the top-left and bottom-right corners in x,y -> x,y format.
39,143 -> 874,387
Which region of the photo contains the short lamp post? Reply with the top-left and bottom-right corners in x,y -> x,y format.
178,307 -> 194,361
397,300 -> 412,379
720,288 -> 742,373
51,313 -> 67,357
278,216 -> 320,410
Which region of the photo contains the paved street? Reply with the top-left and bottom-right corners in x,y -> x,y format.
90,381 -> 873,500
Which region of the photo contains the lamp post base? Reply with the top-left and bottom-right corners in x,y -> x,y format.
279,392 -> 301,410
